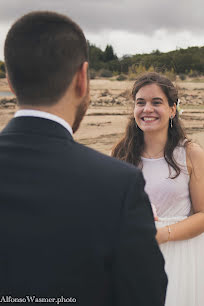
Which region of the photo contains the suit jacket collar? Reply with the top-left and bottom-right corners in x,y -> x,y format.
14,110 -> 73,136
1,116 -> 74,141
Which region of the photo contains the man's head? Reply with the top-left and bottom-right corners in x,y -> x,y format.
4,11 -> 89,108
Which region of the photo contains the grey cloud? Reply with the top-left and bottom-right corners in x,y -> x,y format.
0,0 -> 203,35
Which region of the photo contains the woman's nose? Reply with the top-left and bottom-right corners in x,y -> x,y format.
143,103 -> 153,112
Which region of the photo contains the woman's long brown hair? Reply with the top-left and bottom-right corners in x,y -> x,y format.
111,72 -> 188,179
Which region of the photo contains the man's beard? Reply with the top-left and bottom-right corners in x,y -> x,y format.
72,90 -> 90,134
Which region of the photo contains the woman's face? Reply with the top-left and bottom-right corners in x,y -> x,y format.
134,83 -> 176,134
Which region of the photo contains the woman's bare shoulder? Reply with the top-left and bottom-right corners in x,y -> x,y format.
186,141 -> 204,177
186,141 -> 204,158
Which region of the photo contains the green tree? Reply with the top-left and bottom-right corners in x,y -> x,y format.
88,42 -> 204,76
0,61 -> 6,78
88,42 -> 105,70
103,45 -> 117,62
0,61 -> 5,72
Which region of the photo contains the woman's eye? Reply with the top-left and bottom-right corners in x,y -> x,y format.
136,101 -> 145,105
153,101 -> 161,105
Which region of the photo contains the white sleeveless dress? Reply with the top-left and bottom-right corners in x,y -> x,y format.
141,144 -> 204,306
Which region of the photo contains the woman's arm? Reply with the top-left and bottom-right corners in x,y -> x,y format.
156,143 -> 204,244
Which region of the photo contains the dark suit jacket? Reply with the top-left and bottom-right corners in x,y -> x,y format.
0,116 -> 167,305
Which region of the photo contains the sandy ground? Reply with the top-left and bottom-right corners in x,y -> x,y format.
0,78 -> 204,155
74,106 -> 204,155
75,79 -> 204,154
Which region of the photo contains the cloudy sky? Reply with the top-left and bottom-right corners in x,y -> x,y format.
0,0 -> 203,61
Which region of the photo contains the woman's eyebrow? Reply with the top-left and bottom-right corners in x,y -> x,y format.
136,98 -> 145,101
136,97 -> 164,101
152,97 -> 163,101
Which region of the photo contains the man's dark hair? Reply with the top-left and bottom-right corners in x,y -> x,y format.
4,11 -> 88,106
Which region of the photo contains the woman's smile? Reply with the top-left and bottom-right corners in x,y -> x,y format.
134,83 -> 175,133
141,116 -> 159,122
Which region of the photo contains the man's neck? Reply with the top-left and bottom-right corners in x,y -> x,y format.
15,109 -> 73,135
18,104 -> 75,129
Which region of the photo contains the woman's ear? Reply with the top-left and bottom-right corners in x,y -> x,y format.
75,62 -> 89,98
171,102 -> 177,117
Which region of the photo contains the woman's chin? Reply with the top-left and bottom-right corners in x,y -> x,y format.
138,120 -> 168,133
139,124 -> 160,133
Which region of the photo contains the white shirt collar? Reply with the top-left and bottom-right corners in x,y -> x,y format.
14,109 -> 73,135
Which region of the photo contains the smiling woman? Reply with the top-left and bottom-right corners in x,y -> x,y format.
134,83 -> 176,136
112,72 -> 204,306
112,72 -> 186,177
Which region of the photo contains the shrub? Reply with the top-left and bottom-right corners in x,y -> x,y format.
0,71 -> 5,78
116,74 -> 127,81
112,71 -> 119,76
89,69 -> 96,79
98,69 -> 113,78
179,74 -> 186,81
188,70 -> 200,78
0,62 -> 5,73
128,73 -> 137,80
164,69 -> 176,81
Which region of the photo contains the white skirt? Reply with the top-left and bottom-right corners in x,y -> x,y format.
156,216 -> 204,306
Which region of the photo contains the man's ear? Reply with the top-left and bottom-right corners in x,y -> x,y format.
6,73 -> 16,95
75,62 -> 88,97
